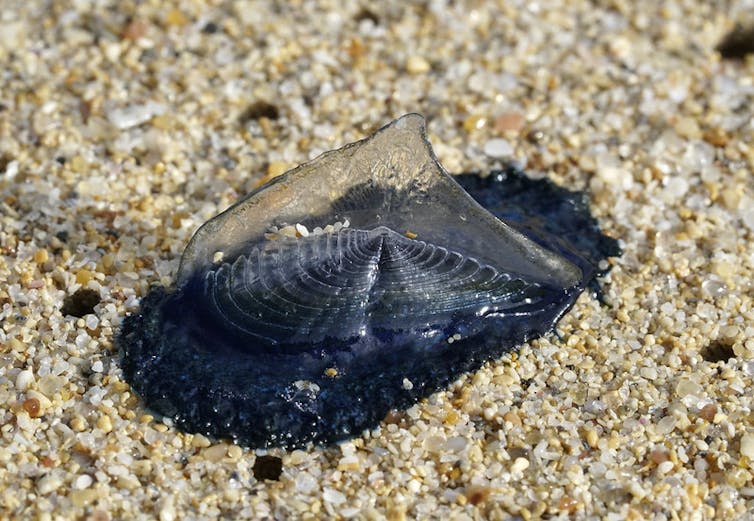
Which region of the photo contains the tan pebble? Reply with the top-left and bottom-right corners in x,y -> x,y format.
201,443 -> 227,462
465,484 -> 492,505
649,449 -> 669,464
698,403 -> 717,422
444,410 -> 460,425
510,457 -> 529,473
712,261 -> 734,279
463,114 -> 487,132
702,127 -> 728,147
191,433 -> 212,448
139,414 -> 154,424
584,428 -> 599,448
267,161 -> 288,178
675,378 -> 702,397
70,416 -> 87,432
675,116 -> 700,139
406,55 -> 430,74
720,189 -> 741,210
34,249 -> 49,263
503,411 -> 522,427
337,456 -> 360,471
557,495 -> 579,513
151,115 -> 172,130
132,459 -> 153,476
227,444 -> 243,459
76,269 -> 94,285
117,475 -> 141,490
726,467 -> 752,488
70,489 -> 98,507
69,156 -> 87,173
101,254 -> 115,269
8,338 -> 24,352
38,375 -> 63,396
96,415 -> 112,433
494,112 -> 525,133
165,8 -> 188,26
386,505 -> 406,521
288,450 -> 308,465
22,398 -> 41,418
278,225 -> 298,238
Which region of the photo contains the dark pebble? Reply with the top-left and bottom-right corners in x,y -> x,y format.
252,455 -> 283,481
61,288 -> 101,317
717,24 -> 754,59
201,21 -> 219,34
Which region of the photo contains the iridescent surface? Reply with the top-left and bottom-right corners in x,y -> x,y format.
118,114 -> 618,448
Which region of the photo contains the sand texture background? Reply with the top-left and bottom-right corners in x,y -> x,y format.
1,1 -> 753,519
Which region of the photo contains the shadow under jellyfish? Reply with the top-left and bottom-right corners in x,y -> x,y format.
118,114 -> 619,448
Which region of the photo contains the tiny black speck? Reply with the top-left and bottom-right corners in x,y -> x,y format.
252,455 -> 282,481
202,21 -> 219,34
239,101 -> 280,124
62,288 -> 101,317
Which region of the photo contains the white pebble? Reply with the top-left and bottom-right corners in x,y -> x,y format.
741,205 -> 754,231
740,434 -> 754,460
73,474 -> 93,490
510,457 -> 530,474
108,101 -> 166,130
406,55 -> 430,74
701,279 -> 727,298
483,138 -> 513,158
444,436 -> 467,452
295,223 -> 309,237
15,370 -> 34,391
3,159 -> 18,179
91,361 -> 104,373
85,315 -> 99,330
295,472 -> 318,494
37,472 -> 63,494
402,378 -> 414,390
158,497 -> 176,521
655,415 -> 676,436
322,487 -> 346,505
662,176 -> 689,200
675,379 -> 702,398
598,165 -> 632,190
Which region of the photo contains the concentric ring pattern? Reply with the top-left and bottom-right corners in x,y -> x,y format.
203,227 -> 542,349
